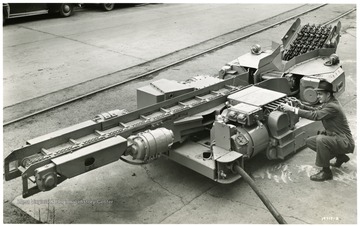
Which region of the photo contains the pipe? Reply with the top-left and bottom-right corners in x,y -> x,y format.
234,165 -> 287,224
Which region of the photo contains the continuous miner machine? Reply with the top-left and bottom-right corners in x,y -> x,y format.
5,19 -> 345,207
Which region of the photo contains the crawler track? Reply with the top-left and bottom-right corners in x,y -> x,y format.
3,5 -> 356,126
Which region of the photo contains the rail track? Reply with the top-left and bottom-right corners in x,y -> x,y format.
3,5 -> 356,127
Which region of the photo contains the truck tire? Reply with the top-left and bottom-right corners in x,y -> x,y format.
101,3 -> 115,11
59,3 -> 74,17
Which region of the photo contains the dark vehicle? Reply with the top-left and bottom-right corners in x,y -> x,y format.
3,3 -> 76,23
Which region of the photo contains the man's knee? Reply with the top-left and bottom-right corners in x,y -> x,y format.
306,136 -> 317,150
316,135 -> 335,149
305,137 -> 312,146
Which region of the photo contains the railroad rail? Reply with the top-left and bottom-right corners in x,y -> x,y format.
3,5 -> 356,126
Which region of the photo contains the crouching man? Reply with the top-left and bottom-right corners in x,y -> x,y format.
281,80 -> 355,181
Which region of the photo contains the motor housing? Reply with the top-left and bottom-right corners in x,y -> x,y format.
128,128 -> 174,162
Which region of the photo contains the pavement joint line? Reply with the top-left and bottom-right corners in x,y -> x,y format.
158,184 -> 216,224
60,37 -> 149,61
7,36 -> 57,48
158,204 -> 184,223
207,190 -> 315,224
207,192 -> 269,213
344,32 -> 356,38
115,52 -> 148,62
65,8 -> 217,37
141,165 -> 185,205
13,25 -> 148,61
282,214 -> 310,224
63,5 -> 219,37
341,26 -> 357,38
342,97 -> 356,106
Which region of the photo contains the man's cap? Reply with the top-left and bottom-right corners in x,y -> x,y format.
315,80 -> 334,93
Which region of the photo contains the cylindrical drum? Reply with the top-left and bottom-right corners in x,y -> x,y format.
236,124 -> 269,158
128,128 -> 174,161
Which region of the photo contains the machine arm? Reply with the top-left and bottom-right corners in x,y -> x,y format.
5,77 -> 246,198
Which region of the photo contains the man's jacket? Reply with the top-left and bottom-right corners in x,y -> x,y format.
298,96 -> 355,153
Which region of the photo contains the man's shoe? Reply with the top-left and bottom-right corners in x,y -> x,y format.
310,170 -> 333,181
330,155 -> 350,168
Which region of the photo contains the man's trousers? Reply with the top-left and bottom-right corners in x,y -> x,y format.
306,135 -> 354,167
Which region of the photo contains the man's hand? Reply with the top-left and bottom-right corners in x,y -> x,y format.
280,103 -> 295,112
286,97 -> 303,108
292,99 -> 304,108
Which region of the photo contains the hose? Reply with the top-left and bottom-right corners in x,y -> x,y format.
234,165 -> 287,224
